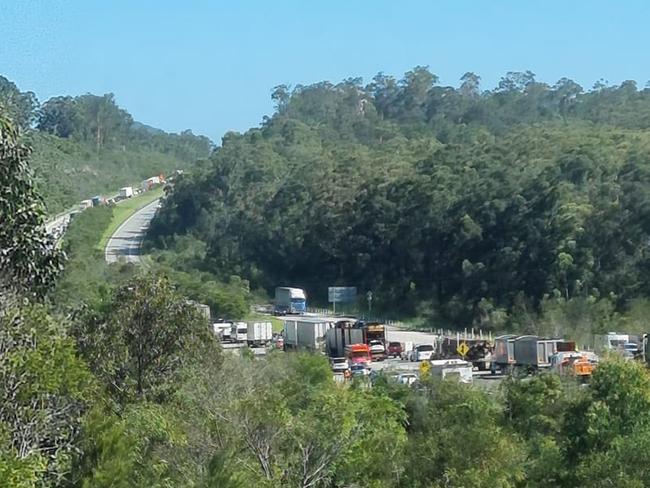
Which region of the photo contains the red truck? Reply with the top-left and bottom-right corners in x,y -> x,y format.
345,344 -> 372,365
387,341 -> 403,358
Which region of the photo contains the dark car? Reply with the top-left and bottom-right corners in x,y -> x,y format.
387,341 -> 403,358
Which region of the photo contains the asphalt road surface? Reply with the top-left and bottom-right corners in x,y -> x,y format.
105,199 -> 160,263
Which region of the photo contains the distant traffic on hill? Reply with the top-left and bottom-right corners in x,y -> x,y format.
0,75 -> 213,213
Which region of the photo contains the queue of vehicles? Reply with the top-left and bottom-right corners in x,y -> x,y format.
222,283 -> 650,386
213,320 -> 273,347
45,172 -> 172,242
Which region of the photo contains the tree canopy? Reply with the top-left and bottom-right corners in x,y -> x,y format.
149,67 -> 650,330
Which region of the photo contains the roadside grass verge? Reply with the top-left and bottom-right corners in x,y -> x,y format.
96,187 -> 164,252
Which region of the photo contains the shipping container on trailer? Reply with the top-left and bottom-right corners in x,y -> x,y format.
283,318 -> 334,352
493,335 -> 517,371
512,335 -> 559,369
247,321 -> 273,346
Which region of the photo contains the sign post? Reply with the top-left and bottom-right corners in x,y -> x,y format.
328,287 -> 357,315
457,342 -> 469,358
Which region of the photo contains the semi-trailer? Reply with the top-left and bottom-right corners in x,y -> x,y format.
274,287 -> 307,315
283,318 -> 334,352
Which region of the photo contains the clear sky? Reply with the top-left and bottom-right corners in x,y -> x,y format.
1,0 -> 649,142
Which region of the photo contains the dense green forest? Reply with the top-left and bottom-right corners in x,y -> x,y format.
148,68 -> 650,334
0,75 -> 212,213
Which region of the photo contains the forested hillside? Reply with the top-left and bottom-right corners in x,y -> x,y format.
0,75 -> 212,213
149,68 -> 650,331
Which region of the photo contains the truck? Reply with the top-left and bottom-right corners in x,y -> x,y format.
283,318 -> 334,352
594,333 -> 630,353
512,335 -> 558,370
437,336 -> 493,371
91,195 -> 104,207
358,322 -> 387,361
344,343 -> 371,365
213,322 -> 233,341
492,335 -> 516,373
186,301 -> 210,323
231,321 -> 248,343
142,176 -> 162,190
550,351 -> 598,380
119,186 -> 134,198
326,321 -> 364,358
247,321 -> 273,346
80,199 -> 93,210
326,321 -> 387,361
274,287 -> 307,315
429,359 -> 474,384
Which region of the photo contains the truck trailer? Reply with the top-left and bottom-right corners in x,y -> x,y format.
429,359 -> 474,384
283,318 -> 334,352
119,186 -> 134,198
274,287 -> 307,315
326,321 -> 387,361
326,321 -> 364,357
492,335 -> 516,373
247,321 -> 273,346
512,335 -> 558,370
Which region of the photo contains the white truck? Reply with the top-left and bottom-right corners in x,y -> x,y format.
119,186 -> 134,198
274,287 -> 307,315
429,359 -> 474,384
231,322 -> 248,343
213,322 -> 233,341
247,321 -> 273,346
283,318 -> 334,351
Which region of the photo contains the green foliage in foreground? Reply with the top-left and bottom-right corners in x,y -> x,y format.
0,115 -> 62,300
66,349 -> 650,488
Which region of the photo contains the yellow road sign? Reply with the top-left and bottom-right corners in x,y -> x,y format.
419,360 -> 431,377
457,342 -> 470,357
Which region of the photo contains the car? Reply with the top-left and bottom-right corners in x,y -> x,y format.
369,340 -> 386,359
330,357 -> 350,373
623,342 -> 639,353
409,344 -> 435,362
397,373 -> 418,386
350,363 -> 371,377
387,341 -> 403,358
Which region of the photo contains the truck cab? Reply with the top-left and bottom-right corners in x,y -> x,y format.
231,322 -> 248,342
274,287 -> 307,315
345,344 -> 372,365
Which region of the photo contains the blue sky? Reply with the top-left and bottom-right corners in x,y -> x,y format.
1,0 -> 649,141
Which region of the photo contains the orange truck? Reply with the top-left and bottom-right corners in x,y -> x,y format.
550,351 -> 597,378
345,343 -> 372,365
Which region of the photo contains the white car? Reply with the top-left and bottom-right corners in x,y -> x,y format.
330,357 -> 350,373
397,373 -> 418,386
409,344 -> 435,362
369,340 -> 386,354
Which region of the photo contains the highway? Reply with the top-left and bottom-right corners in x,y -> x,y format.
105,199 -> 160,263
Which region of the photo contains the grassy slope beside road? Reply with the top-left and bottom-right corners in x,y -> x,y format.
97,186 -> 164,251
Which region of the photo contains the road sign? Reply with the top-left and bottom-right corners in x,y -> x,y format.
419,360 -> 431,377
328,287 -> 357,304
457,342 -> 470,357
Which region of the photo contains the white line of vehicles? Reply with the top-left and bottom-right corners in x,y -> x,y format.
213,320 -> 274,347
